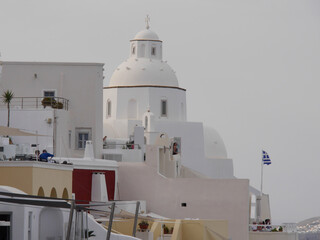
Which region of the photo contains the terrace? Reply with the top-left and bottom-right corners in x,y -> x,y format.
0,96 -> 69,111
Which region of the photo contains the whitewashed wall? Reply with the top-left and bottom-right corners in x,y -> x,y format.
0,62 -> 103,158
0,109 -> 54,153
103,87 -> 186,122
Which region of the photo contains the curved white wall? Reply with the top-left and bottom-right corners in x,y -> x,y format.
103,87 -> 186,123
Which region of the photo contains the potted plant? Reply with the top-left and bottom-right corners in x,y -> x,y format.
163,224 -> 169,234
53,101 -> 63,109
42,97 -> 56,108
138,220 -> 149,231
85,229 -> 96,238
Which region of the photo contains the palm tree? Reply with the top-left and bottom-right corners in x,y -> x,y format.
2,90 -> 14,127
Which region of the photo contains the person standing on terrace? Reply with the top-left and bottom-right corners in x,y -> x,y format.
40,149 -> 54,162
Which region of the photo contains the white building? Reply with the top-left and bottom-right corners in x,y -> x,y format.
103,26 -> 233,179
0,61 -> 103,158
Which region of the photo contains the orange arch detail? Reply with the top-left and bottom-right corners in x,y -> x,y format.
50,187 -> 57,198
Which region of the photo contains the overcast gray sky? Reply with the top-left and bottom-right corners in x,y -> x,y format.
1,0 -> 319,224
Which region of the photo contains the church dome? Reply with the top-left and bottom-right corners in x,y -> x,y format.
109,58 -> 179,87
133,29 -> 160,41
109,27 -> 179,88
203,126 -> 228,159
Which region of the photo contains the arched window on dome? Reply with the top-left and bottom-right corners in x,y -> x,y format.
145,116 -> 148,130
128,99 -> 137,119
161,99 -> 167,117
151,47 -> 156,56
107,99 -> 111,118
131,44 -> 136,55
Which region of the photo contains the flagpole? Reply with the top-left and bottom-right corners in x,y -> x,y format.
257,150 -> 264,223
260,150 -> 263,197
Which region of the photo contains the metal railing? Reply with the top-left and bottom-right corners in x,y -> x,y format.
103,143 -> 141,150
249,223 -> 297,233
0,96 -> 69,110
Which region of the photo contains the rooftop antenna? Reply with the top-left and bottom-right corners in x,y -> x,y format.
145,15 -> 150,29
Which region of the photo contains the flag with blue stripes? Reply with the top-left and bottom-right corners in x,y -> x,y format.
262,150 -> 271,165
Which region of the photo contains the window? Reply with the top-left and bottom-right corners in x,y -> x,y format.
107,100 -> 111,117
161,100 -> 167,117
132,46 -> 136,54
145,116 -> 148,130
151,47 -> 156,56
68,130 -> 72,148
0,213 -> 11,240
43,90 -> 56,97
75,128 -> 92,149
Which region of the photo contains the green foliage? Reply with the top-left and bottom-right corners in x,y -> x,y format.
163,224 -> 169,234
85,230 -> 96,238
2,90 -> 14,104
53,102 -> 63,109
41,98 -> 64,109
2,90 -> 14,127
139,220 -> 149,226
41,97 -> 56,108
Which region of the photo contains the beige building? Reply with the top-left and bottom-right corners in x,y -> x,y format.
0,161 -> 73,198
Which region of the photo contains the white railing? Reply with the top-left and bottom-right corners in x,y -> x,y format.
249,223 -> 297,233
0,96 -> 69,110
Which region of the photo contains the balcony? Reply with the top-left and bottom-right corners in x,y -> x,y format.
0,96 -> 69,110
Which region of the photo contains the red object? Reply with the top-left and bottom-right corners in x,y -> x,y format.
72,169 -> 115,203
139,224 -> 149,230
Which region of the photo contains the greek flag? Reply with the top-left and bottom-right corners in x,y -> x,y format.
262,150 -> 271,165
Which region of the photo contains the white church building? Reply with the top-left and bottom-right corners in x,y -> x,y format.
0,21 -> 277,240
103,25 -> 234,179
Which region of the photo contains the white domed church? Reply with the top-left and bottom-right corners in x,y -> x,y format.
103,23 -> 234,179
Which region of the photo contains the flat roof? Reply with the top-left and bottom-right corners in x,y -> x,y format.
0,161 -> 73,171
0,61 -> 104,67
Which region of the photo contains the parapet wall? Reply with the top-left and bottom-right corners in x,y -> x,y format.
118,162 -> 249,240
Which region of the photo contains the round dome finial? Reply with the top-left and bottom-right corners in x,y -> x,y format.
145,15 -> 150,29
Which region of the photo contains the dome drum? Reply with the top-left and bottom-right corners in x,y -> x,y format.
109,28 -> 178,88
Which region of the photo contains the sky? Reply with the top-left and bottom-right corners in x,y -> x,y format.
0,0 -> 319,224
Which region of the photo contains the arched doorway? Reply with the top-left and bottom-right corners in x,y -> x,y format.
39,208 -> 63,239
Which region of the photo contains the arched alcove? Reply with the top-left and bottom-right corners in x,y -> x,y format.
144,116 -> 148,130
37,187 -> 45,197
181,102 -> 184,120
39,208 -> 63,239
50,188 -> 57,198
107,99 -> 111,118
128,99 -> 137,119
62,188 -> 69,199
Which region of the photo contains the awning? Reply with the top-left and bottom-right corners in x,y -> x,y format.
0,126 -> 45,136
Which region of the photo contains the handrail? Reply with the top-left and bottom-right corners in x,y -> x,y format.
249,223 -> 297,233
0,96 -> 69,110
103,143 -> 141,150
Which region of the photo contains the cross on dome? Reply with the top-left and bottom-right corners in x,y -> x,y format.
145,15 -> 150,29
